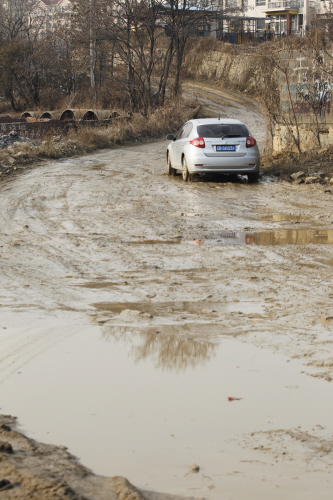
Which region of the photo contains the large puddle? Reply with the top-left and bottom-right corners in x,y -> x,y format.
260,214 -> 308,222
129,229 -> 333,246
191,229 -> 333,246
1,324 -> 333,499
92,300 -> 264,316
181,213 -> 309,222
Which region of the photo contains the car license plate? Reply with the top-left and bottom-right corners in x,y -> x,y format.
216,145 -> 236,151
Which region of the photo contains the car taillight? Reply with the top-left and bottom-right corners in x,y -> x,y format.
246,137 -> 256,148
190,137 -> 205,148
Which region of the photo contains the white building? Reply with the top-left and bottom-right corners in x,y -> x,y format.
251,0 -> 316,35
240,0 -> 320,35
211,0 -> 320,36
31,0 -> 73,33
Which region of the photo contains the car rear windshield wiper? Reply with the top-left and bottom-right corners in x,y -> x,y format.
221,134 -> 242,139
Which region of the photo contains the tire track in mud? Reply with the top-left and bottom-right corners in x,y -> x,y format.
0,144 -> 332,378
1,89 -> 333,500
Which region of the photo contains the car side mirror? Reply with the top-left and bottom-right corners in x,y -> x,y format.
166,134 -> 174,141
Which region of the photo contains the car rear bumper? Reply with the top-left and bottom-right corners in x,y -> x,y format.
184,146 -> 260,173
192,167 -> 259,174
189,160 -> 259,174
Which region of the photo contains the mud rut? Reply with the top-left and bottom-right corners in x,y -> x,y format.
1,86 -> 333,499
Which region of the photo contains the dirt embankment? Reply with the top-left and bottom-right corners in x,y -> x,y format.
262,147 -> 333,186
0,415 -> 191,500
184,39 -> 263,96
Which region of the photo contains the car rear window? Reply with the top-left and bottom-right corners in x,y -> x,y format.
197,124 -> 249,138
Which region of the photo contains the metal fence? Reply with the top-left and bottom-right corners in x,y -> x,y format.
267,0 -> 304,9
216,29 -> 307,44
216,30 -> 276,43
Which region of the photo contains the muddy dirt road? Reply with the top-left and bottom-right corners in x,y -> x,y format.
183,81 -> 270,154
1,90 -> 333,499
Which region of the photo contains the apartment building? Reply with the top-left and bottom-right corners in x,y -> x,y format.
31,0 -> 73,32
211,0 -> 324,36
249,0 -> 317,35
25,0 -> 331,38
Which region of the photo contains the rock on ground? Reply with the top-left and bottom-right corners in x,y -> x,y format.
0,131 -> 30,150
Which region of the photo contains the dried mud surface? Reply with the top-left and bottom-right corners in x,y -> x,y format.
1,87 -> 333,499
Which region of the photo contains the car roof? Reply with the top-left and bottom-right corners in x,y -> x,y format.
190,118 -> 244,125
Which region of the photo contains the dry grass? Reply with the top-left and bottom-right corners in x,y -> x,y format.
261,146 -> 333,179
0,98 -> 12,115
69,100 -> 202,150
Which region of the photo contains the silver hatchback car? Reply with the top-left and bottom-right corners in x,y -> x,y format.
166,118 -> 260,182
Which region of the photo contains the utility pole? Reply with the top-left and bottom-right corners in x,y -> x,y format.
89,0 -> 95,88
90,35 -> 95,87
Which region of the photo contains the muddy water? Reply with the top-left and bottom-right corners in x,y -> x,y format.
125,229 -> 333,246
92,299 -> 264,315
2,327 -> 333,500
1,139 -> 333,499
191,229 -> 333,246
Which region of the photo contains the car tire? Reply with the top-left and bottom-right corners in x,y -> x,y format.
182,156 -> 191,182
248,172 -> 259,183
167,153 -> 176,176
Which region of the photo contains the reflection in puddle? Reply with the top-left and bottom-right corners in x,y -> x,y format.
78,271 -> 214,289
292,202 -> 320,209
103,325 -> 219,371
90,164 -> 107,170
180,213 -> 203,217
260,214 -> 307,222
93,300 -> 263,315
128,230 -> 333,246
129,239 -> 182,245
191,229 -> 333,246
76,281 -> 119,289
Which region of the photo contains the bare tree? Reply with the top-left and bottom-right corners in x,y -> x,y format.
74,0 -> 213,114
0,0 -> 31,40
0,2 -> 78,111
